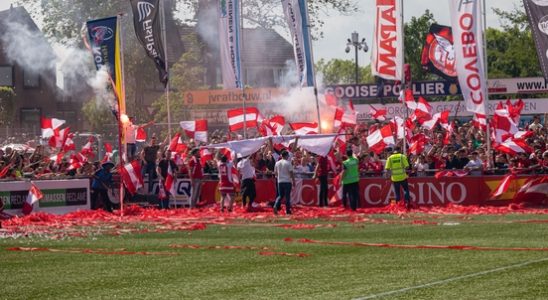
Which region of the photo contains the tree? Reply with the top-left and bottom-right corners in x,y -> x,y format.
403,10 -> 437,82
487,7 -> 541,78
0,87 -> 15,127
315,58 -> 372,85
81,99 -> 117,135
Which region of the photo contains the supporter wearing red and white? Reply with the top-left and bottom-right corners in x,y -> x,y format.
187,148 -> 204,208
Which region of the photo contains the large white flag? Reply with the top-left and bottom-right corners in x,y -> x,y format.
371,0 -> 403,81
281,0 -> 315,87
218,0 -> 242,89
449,0 -> 487,115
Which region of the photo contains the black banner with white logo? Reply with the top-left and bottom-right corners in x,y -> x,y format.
130,0 -> 168,85
421,24 -> 457,82
524,0 -> 548,81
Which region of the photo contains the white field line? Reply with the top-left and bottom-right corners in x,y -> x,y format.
353,257 -> 548,300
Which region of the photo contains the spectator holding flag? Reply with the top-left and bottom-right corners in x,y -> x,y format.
156,150 -> 178,209
187,148 -> 204,208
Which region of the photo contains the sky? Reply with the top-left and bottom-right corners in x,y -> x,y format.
0,0 -> 523,67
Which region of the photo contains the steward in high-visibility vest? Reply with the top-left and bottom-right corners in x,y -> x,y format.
384,147 -> 411,209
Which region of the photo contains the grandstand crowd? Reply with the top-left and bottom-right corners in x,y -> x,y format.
1,114 -> 547,182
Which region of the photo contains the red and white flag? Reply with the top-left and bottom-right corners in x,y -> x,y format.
370,106 -> 387,121
80,137 -> 94,158
333,101 -> 357,128
67,154 -> 83,170
290,122 -> 319,135
180,120 -> 208,143
101,143 -> 113,164
409,133 -> 427,155
120,160 -> 144,195
227,107 -> 260,132
372,0 -> 403,81
422,111 -> 450,131
492,109 -> 519,143
513,176 -> 548,204
22,183 -> 43,215
49,152 -> 64,165
400,89 -> 416,109
450,0 -> 487,115
200,148 -> 214,167
495,138 -> 533,155
490,173 -> 516,199
41,117 -> 65,138
473,113 -> 487,130
434,170 -> 469,179
329,173 -> 343,206
48,127 -> 70,149
0,162 -> 14,179
366,124 -> 395,154
62,133 -> 76,152
415,96 -> 432,119
168,133 -> 188,153
136,127 -> 147,142
165,162 -> 177,196
259,115 -> 286,136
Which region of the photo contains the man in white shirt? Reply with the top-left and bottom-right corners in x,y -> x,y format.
124,117 -> 154,161
464,151 -> 483,176
237,155 -> 256,210
273,151 -> 295,215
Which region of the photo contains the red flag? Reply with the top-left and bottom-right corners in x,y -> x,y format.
199,148 -> 214,167
168,133 -> 188,153
227,107 -> 260,132
366,125 -> 394,154
324,91 -> 338,107
434,170 -> 469,179
495,138 -> 533,155
136,127 -> 147,142
120,160 -> 144,195
22,183 -> 43,215
409,133 -> 427,155
80,137 -> 94,158
41,117 -> 65,138
101,143 -> 113,164
48,127 -> 70,149
165,162 -> 177,196
290,122 -> 319,135
490,173 -> 516,199
370,107 -> 387,122
513,176 -> 548,204
329,173 -> 343,206
473,113 -> 487,130
0,163 -> 13,178
62,133 -> 76,152
180,120 -> 208,143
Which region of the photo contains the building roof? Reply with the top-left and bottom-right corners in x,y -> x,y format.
241,28 -> 294,67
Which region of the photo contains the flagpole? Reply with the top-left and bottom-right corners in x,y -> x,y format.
400,0 -> 407,155
302,0 -> 323,134
240,0 -> 247,139
160,0 -> 172,140
482,0 -> 493,169
117,14 -> 126,216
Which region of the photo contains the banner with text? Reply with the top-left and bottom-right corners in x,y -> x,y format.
449,0 -> 487,115
372,0 -> 404,81
281,0 -> 315,87
218,0 -> 242,89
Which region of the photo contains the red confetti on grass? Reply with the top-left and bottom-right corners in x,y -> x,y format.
1,204 -> 547,239
169,244 -> 272,251
258,251 -> 310,258
6,247 -> 178,256
285,238 -> 548,252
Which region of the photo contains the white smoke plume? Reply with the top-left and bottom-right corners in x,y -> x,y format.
0,10 -> 116,110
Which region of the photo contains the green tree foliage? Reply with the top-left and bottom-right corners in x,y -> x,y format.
315,58 -> 372,85
81,99 -> 116,135
152,34 -> 205,132
403,10 -> 437,82
0,87 -> 15,127
487,8 -> 541,78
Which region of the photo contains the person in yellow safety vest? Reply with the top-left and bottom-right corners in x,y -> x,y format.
384,147 -> 411,209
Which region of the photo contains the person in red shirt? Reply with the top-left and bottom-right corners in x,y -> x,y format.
313,155 -> 329,207
218,155 -> 235,212
187,148 -> 204,208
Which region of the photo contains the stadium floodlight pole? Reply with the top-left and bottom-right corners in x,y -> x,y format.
160,0 -> 172,140
482,0 -> 493,170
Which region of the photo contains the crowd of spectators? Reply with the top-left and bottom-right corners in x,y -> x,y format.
1,114 -> 547,183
